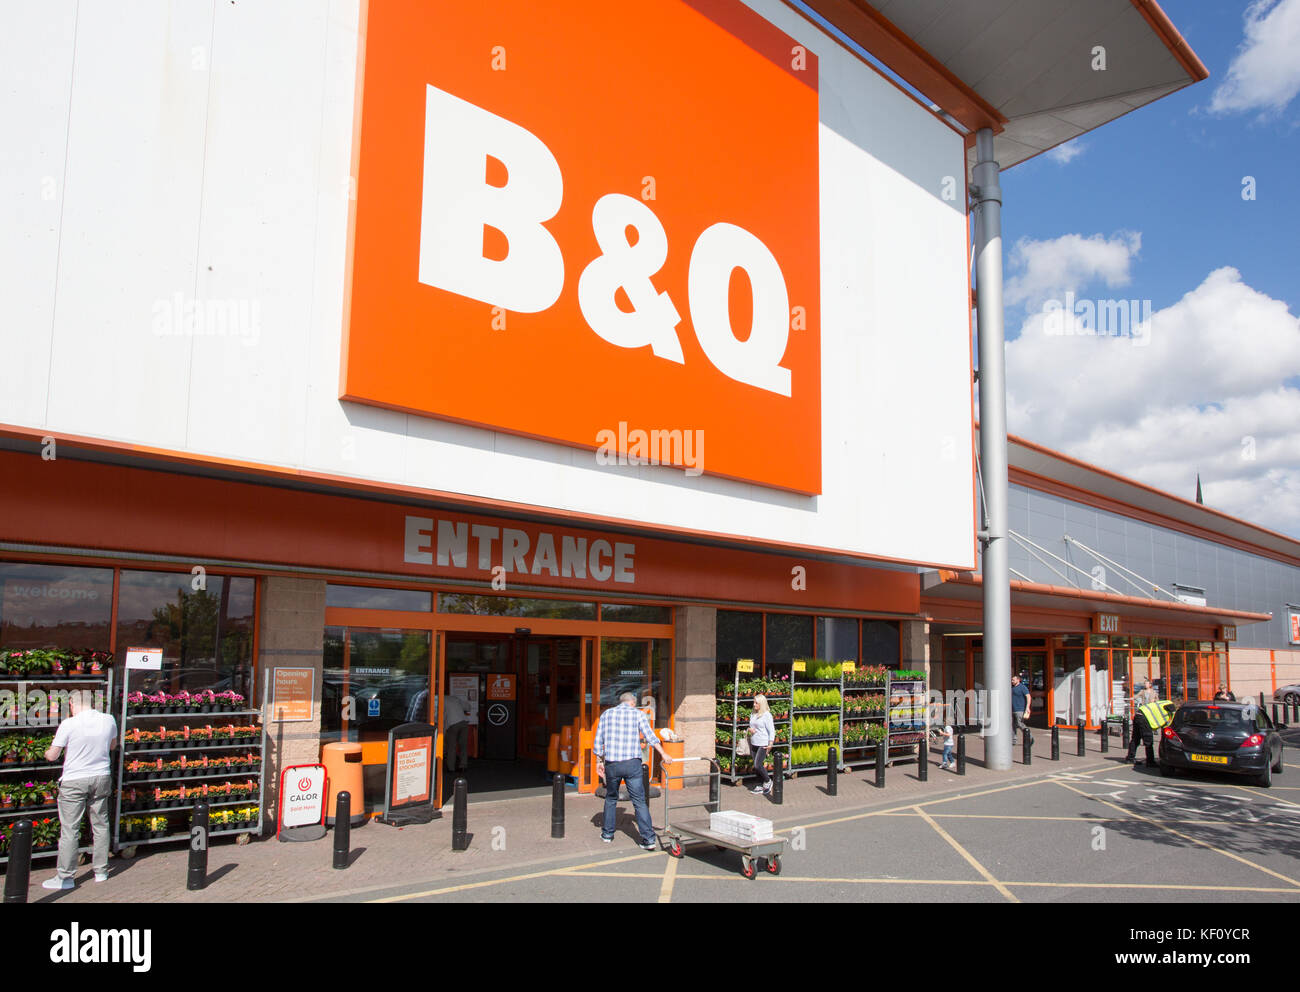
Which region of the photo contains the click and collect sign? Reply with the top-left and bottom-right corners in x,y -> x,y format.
343,0 -> 822,493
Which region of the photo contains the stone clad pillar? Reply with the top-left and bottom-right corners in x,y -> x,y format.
258,577 -> 326,824
673,606 -> 717,762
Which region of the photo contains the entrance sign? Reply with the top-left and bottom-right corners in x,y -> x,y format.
271,668 -> 314,722
125,647 -> 163,671
487,703 -> 509,727
380,723 -> 440,825
277,763 -> 328,842
343,0 -> 822,494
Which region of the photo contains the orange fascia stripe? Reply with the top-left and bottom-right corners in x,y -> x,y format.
790,0 -> 1006,133
1130,0 -> 1210,82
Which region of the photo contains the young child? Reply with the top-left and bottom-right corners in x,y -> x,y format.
940,724 -> 956,770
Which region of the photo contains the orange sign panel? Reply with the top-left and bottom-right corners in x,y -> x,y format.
486,674 -> 516,701
271,668 -> 314,722
343,0 -> 821,493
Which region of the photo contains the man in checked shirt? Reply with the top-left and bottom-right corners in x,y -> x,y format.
594,692 -> 676,849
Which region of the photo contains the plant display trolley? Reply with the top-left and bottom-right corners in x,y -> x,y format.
714,663 -> 791,785
0,650 -> 114,866
661,756 -> 786,879
114,668 -> 268,856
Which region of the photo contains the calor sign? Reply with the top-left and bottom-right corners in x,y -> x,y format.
343,0 -> 822,493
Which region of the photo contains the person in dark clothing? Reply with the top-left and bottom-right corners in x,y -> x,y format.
1010,675 -> 1031,744
1213,683 -> 1236,701
1124,699 -> 1175,767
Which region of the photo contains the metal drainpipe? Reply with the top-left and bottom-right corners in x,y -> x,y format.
971,128 -> 1012,772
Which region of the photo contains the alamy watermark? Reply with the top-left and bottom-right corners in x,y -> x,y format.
595,421 -> 704,477
1042,291 -> 1151,346
151,293 -> 261,347
0,685 -> 105,726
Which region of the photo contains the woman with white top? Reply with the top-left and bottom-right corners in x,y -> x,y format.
748,693 -> 776,795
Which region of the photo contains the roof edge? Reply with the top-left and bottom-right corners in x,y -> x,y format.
1129,0 -> 1211,83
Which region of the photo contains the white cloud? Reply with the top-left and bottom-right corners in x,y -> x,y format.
1003,232 -> 1140,310
1003,260 -> 1300,538
1209,0 -> 1300,117
1045,140 -> 1086,164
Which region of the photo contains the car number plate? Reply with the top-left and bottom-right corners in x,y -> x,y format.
1189,754 -> 1229,765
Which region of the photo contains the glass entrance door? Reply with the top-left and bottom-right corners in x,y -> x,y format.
521,639 -> 554,761
1016,652 -> 1048,729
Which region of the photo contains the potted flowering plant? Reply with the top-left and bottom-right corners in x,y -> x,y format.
31,817 -> 59,850
2,651 -> 27,677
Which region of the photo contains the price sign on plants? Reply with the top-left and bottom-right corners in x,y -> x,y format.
736,659 -> 754,673
792,661 -> 805,673
125,647 -> 163,671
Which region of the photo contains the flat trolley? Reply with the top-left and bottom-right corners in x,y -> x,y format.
660,756 -> 787,879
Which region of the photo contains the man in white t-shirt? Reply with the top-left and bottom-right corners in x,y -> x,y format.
42,689 -> 118,889
442,695 -> 469,774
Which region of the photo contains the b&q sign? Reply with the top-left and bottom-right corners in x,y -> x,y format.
343,0 -> 822,493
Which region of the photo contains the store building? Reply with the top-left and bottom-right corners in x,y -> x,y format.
1,1 -> 1233,812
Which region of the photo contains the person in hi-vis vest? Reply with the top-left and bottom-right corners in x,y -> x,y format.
1125,699 -> 1176,768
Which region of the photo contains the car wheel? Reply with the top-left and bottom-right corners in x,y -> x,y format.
1287,693 -> 1299,706
1160,763 -> 1177,778
1257,761 -> 1272,788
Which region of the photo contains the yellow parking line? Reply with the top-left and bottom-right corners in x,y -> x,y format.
658,854 -> 678,904
367,851 -> 659,902
1054,781 -> 1300,889
914,805 -> 1018,903
1008,880 -> 1300,894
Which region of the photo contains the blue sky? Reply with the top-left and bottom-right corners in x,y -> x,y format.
994,0 -> 1300,538
1001,0 -> 1300,321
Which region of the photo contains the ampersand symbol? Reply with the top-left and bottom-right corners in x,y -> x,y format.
577,193 -> 683,362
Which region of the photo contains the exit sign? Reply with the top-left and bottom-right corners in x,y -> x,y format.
1093,613 -> 1120,634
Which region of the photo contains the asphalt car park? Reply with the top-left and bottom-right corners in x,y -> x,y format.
350,754 -> 1300,904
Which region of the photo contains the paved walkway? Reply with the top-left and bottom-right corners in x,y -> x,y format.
14,731 -> 1145,903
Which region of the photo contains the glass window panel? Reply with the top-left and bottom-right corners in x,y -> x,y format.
715,610 -> 761,680
765,613 -> 813,677
1168,652 -> 1185,703
1054,649 -> 1086,726
321,627 -> 346,744
600,603 -> 672,624
0,562 -> 113,651
326,584 -> 431,611
438,594 -> 595,620
347,629 -> 432,742
862,620 -> 900,667
1089,634 -> 1110,648
600,639 -> 651,708
816,617 -> 859,664
1090,649 -> 1110,724
116,570 -> 255,698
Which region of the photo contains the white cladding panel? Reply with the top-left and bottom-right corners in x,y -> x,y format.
0,0 -> 976,569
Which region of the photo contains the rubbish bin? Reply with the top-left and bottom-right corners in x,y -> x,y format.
321,742 -> 366,827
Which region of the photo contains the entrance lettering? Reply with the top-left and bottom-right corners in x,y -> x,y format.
404,515 -> 634,585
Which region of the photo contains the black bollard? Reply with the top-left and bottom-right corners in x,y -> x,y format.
956,733 -> 966,775
551,773 -> 565,839
1121,717 -> 1130,750
1100,720 -> 1109,753
1077,724 -> 1086,757
827,746 -> 838,796
875,739 -> 886,789
707,761 -> 720,813
2,820 -> 32,904
771,750 -> 784,805
1022,731 -> 1032,766
1051,724 -> 1060,761
333,791 -> 351,869
187,803 -> 209,891
1273,703 -> 1280,725
452,777 -> 469,851
918,737 -> 928,782
641,762 -> 651,806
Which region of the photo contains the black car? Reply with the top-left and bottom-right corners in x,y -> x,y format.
1158,701 -> 1285,787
